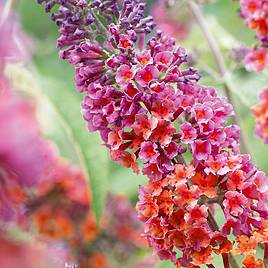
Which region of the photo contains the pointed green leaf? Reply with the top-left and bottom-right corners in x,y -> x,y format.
5,64 -> 109,223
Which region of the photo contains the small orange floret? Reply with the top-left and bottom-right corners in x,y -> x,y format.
80,213 -> 97,242
242,254 -> 264,268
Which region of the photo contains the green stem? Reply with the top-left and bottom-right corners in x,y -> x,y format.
207,211 -> 239,268
91,10 -> 109,36
188,0 -> 250,155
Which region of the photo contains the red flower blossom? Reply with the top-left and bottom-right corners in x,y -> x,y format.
150,120 -> 176,145
155,51 -> 174,69
192,140 -> 211,161
139,141 -> 160,163
136,65 -> 160,86
108,128 -> 123,150
110,150 -> 139,174
223,191 -> 248,217
191,172 -> 218,198
116,64 -> 135,85
226,170 -> 245,191
252,87 -> 268,143
151,99 -> 174,120
211,233 -> 233,255
193,104 -> 213,123
184,204 -> 208,225
191,247 -> 213,266
118,34 -> 134,50
180,122 -> 197,144
136,51 -> 153,66
242,254 -> 264,268
133,114 -> 158,140
142,163 -> 164,181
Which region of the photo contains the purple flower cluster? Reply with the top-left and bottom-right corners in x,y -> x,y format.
78,28 -> 242,182
91,0 -> 155,33
38,0 -> 154,50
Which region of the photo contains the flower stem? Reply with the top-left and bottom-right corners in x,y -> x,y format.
207,264 -> 216,268
91,10 -> 109,36
188,0 -> 250,155
222,254 -> 230,268
264,243 -> 268,267
207,210 -> 219,231
207,211 -> 239,268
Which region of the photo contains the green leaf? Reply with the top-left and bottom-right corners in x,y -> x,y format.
5,64 -> 109,223
203,0 -> 255,45
225,69 -> 268,108
42,78 -> 109,222
155,260 -> 174,268
109,165 -> 147,199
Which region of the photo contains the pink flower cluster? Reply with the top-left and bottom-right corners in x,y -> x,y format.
0,231 -> 67,268
79,30 -> 241,182
63,28 -> 268,266
0,81 -> 55,223
0,4 -> 32,75
239,0 -> 268,71
252,87 -> 268,143
151,0 -> 190,41
38,0 -> 268,266
240,0 -> 268,44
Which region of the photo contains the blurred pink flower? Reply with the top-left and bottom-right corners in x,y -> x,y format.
252,87 -> 268,143
0,80 -> 55,223
0,167 -> 27,222
0,232 -> 67,268
0,82 -> 54,187
151,0 -> 190,40
244,46 -> 268,72
0,4 -> 32,74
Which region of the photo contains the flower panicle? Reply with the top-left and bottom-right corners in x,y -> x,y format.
240,0 -> 268,45
37,0 -> 268,267
37,0 -> 155,49
239,0 -> 268,71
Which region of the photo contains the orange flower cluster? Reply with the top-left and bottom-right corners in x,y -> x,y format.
252,87 -> 268,143
233,223 -> 268,268
29,162 -> 155,268
32,160 -> 97,244
242,255 -> 264,268
137,165 -> 231,267
0,231 -> 67,268
137,161 -> 268,267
